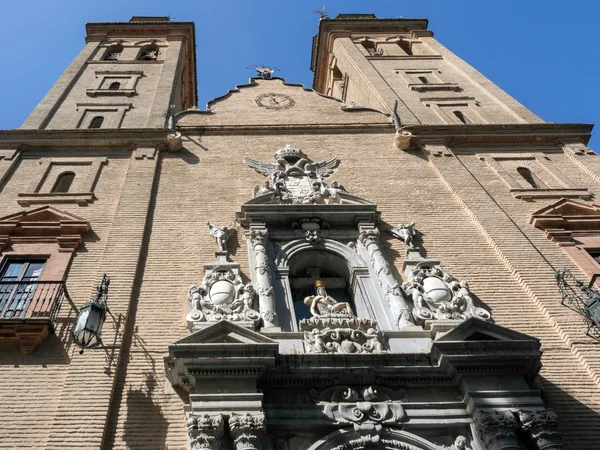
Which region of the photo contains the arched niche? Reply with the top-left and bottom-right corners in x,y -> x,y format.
307,428 -> 441,450
273,238 -> 394,332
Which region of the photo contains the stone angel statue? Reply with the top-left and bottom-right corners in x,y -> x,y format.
207,222 -> 233,252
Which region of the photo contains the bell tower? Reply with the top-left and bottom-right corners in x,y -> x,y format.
21,16 -> 197,130
311,14 -> 542,125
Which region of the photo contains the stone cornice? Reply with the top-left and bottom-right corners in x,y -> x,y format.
0,128 -> 170,149
407,123 -> 594,146
176,123 -> 396,135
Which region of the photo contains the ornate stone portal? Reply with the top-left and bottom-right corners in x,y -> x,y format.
244,144 -> 344,204
300,280 -> 386,354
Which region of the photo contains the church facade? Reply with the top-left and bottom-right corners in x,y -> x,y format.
0,14 -> 599,450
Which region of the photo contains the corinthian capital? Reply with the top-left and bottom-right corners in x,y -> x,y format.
187,413 -> 224,450
518,409 -> 563,450
229,412 -> 266,450
247,229 -> 268,247
474,410 -> 519,450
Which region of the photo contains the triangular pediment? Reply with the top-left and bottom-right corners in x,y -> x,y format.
0,205 -> 89,225
175,78 -> 392,127
243,191 -> 376,206
436,318 -> 538,343
0,206 -> 90,250
171,320 -> 278,346
532,198 -> 600,219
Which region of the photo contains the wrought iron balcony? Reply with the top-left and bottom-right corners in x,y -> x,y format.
0,280 -> 69,353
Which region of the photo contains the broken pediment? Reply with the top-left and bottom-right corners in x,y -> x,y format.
0,205 -> 91,250
175,78 -> 392,127
530,198 -> 600,244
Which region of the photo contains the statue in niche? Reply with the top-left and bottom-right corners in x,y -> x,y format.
304,280 -> 354,317
299,280 -> 386,354
207,222 -> 233,252
389,222 -> 416,249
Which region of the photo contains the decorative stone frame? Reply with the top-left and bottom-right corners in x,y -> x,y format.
75,103 -> 132,129
531,198 -> 600,280
17,157 -> 107,206
423,98 -> 486,125
397,69 -> 461,93
0,206 -> 90,353
479,153 -> 591,199
86,70 -> 143,97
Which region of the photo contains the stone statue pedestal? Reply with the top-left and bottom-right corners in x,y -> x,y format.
299,314 -> 386,354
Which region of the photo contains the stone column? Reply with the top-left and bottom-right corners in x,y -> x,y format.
228,413 -> 266,450
358,224 -> 414,328
186,413 -> 224,450
518,409 -> 563,450
248,227 -> 278,328
474,410 -> 520,450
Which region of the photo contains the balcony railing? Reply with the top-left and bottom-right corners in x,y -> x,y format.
0,280 -> 68,323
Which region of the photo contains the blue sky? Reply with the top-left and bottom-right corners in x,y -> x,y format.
0,0 -> 598,149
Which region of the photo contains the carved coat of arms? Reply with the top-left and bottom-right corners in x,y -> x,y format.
244,144 -> 342,204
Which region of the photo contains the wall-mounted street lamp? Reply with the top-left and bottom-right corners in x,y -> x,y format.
556,268 -> 600,339
73,274 -> 110,354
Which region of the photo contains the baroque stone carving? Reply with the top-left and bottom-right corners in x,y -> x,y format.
244,144 -> 344,204
253,180 -> 275,198
402,265 -> 492,323
248,228 -> 278,327
187,413 -> 224,450
358,226 -> 415,329
517,409 -> 563,450
228,412 -> 266,450
474,410 -> 519,450
300,280 -> 386,354
186,266 -> 260,328
207,222 -> 234,253
443,436 -> 471,450
388,222 -> 416,249
311,385 -> 407,446
292,217 -> 329,244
